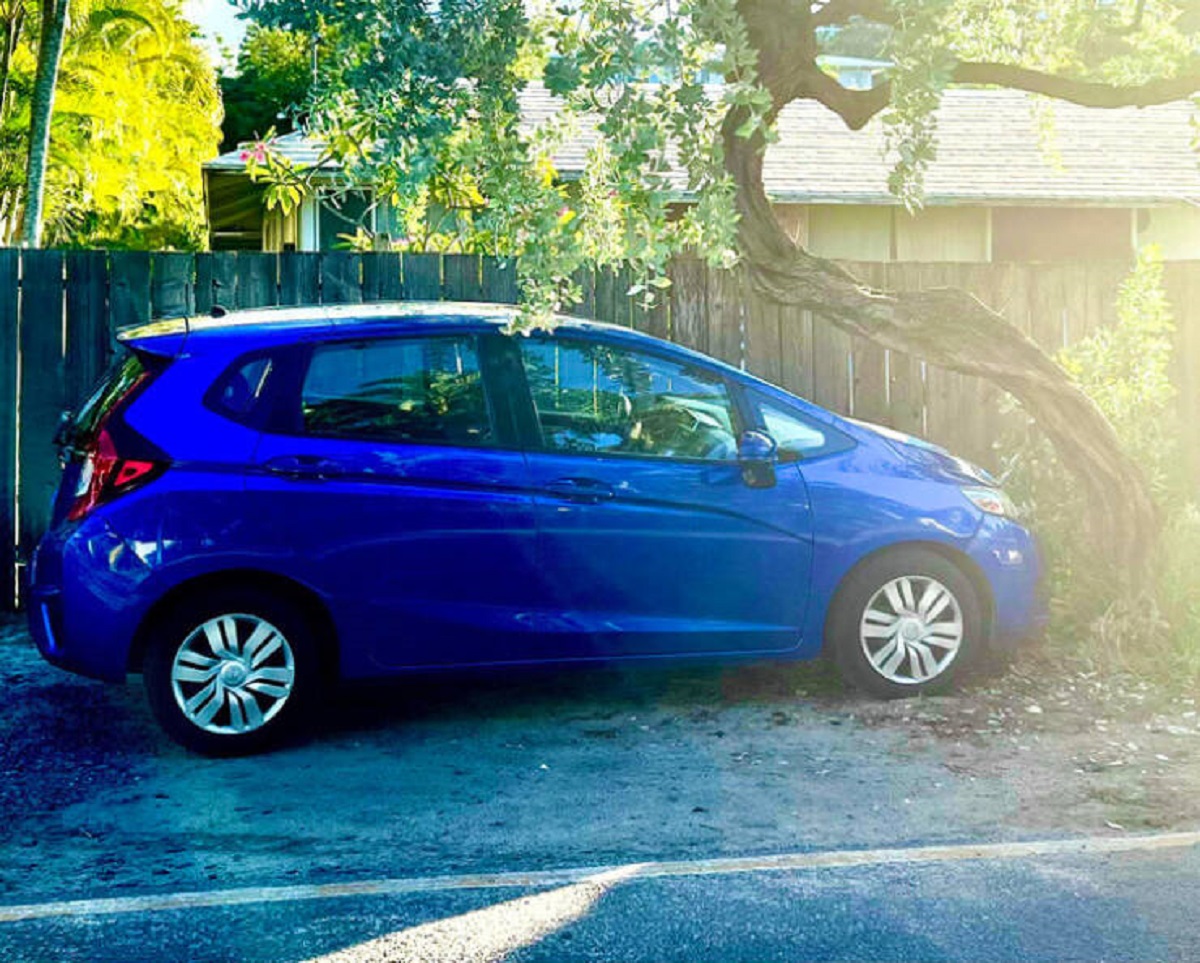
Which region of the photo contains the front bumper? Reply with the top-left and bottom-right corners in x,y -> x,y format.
967,515 -> 1049,652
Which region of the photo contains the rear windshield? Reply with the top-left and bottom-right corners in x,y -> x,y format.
72,352 -> 146,445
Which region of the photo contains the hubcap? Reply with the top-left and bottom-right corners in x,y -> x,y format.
859,576 -> 964,685
170,614 -> 295,735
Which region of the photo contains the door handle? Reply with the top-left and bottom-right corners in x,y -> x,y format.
544,477 -> 615,503
263,455 -> 346,481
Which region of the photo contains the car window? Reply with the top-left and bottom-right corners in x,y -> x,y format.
301,336 -> 493,446
753,394 -> 853,460
520,339 -> 738,461
210,355 -> 275,424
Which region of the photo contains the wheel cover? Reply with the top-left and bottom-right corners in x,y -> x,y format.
170,614 -> 296,735
859,575 -> 964,685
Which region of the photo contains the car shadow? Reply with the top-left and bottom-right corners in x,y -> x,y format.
315,657 -> 849,740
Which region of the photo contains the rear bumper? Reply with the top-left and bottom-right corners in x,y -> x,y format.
28,522 -> 147,683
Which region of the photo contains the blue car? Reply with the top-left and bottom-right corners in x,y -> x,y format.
30,303 -> 1045,753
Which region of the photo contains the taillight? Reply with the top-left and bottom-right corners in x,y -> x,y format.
67,427 -> 166,522
66,364 -> 168,522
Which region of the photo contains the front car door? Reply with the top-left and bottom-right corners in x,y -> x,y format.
511,333 -> 815,659
246,329 -> 541,673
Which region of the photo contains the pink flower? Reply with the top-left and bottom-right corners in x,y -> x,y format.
239,150 -> 250,161
558,206 -> 570,218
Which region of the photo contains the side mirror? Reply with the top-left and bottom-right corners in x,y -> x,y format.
738,429 -> 778,489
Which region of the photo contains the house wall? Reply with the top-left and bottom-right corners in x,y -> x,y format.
777,204 -> 991,262
895,207 -> 991,261
991,207 -> 1133,262
806,205 -> 893,260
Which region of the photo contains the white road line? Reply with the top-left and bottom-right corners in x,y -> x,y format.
2,830 -> 1199,925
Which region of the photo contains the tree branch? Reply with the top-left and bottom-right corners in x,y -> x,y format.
802,64 -> 890,128
810,0 -> 896,28
953,60 -> 1200,107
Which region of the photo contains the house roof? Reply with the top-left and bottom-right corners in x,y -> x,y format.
205,85 -> 1200,207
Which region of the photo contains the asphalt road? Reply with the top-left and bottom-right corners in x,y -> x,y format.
2,620 -> 1199,961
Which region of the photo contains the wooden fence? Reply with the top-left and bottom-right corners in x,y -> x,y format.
1,249 -> 1198,608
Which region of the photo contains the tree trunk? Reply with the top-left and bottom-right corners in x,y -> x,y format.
722,105 -> 1158,583
20,0 -> 68,248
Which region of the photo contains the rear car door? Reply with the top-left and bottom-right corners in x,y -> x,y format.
245,330 -> 541,672
512,334 -> 815,659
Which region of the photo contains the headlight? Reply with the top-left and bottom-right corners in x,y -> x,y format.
962,486 -> 1019,518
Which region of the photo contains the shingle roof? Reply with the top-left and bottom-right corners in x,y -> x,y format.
205,85 -> 1200,206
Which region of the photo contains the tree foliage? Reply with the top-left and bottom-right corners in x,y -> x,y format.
0,0 -> 222,248
237,0 -> 1200,580
219,23 -> 313,151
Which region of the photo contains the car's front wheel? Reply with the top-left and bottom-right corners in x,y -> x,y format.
143,588 -> 319,754
828,548 -> 983,698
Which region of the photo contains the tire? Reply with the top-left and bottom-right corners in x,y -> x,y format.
143,587 -> 320,755
827,548 -> 983,699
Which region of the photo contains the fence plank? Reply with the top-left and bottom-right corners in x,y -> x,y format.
236,253 -> 278,308
0,251 -> 17,605
18,250 -> 66,579
402,253 -> 442,300
707,268 -> 744,368
279,252 -> 320,306
779,306 -> 814,401
593,266 -> 621,325
482,257 -> 519,304
1165,263 -> 1200,483
108,251 -> 151,330
631,288 -> 669,340
321,252 -> 362,304
150,252 -> 194,319
362,253 -> 403,301
442,254 -> 483,301
64,250 -> 110,407
669,258 -> 707,354
571,265 -> 596,319
887,350 -> 925,437
811,317 -> 852,416
744,289 -> 782,386
194,254 -> 215,314
210,252 -> 238,312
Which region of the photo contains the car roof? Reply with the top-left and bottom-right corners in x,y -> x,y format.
118,301 -> 657,351
117,300 -> 870,438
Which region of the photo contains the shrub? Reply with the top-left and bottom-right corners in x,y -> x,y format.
999,247 -> 1200,680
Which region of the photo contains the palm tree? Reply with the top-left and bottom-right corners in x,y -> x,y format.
20,0 -> 68,247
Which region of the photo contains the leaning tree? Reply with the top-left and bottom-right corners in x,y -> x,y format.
240,0 -> 1200,583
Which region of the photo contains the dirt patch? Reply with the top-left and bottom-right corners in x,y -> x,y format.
746,650 -> 1200,834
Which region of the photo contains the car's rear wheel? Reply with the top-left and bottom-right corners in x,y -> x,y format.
828,548 -> 983,698
143,588 -> 319,754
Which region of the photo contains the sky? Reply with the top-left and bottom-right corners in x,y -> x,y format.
183,0 -> 247,68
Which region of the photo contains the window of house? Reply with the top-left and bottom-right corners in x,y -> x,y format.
317,189 -> 373,251
301,337 -> 493,446
520,339 -> 738,461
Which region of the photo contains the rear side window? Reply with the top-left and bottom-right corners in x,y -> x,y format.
73,353 -> 146,445
209,355 -> 276,425
301,336 -> 493,446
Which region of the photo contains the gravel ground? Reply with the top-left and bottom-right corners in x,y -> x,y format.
1,613 -> 1199,951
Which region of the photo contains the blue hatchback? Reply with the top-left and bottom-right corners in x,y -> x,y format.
30,303 -> 1045,753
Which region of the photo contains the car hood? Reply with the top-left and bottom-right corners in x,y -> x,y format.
846,418 -> 998,487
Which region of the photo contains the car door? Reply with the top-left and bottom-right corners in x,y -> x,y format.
512,333 -> 814,659
245,330 -> 542,671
